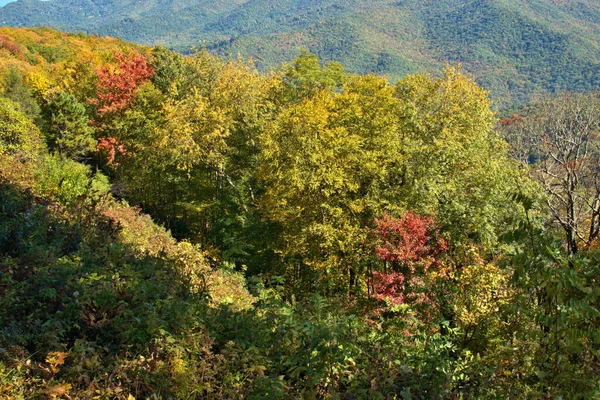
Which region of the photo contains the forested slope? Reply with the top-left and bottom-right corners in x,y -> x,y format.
0,27 -> 599,398
1,0 -> 600,104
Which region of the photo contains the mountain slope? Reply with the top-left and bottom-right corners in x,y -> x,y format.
1,0 -> 599,104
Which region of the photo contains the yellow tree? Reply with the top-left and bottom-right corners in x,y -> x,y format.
115,52 -> 275,252
259,74 -> 404,292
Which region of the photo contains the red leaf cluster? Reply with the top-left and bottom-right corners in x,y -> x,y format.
499,114 -> 522,126
0,35 -> 24,59
369,211 -> 447,307
374,211 -> 447,275
97,137 -> 127,166
371,271 -> 405,306
92,51 -> 154,116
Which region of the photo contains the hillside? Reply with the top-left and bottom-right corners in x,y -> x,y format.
1,26 -> 600,398
1,0 -> 600,104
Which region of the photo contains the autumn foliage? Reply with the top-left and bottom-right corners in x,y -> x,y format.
371,271 -> 406,306
92,51 -> 154,115
370,212 -> 447,306
96,136 -> 127,165
2,28 -> 599,399
499,113 -> 522,126
373,211 -> 447,274
0,34 -> 24,59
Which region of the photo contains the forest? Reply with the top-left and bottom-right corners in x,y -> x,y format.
0,27 -> 600,398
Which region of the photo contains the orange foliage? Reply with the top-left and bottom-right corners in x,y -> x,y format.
0,34 -> 25,59
96,137 -> 127,166
91,51 -> 154,115
499,114 -> 522,126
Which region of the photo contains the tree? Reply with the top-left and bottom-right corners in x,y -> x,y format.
259,74 -> 404,292
109,52 -> 276,255
396,67 -> 528,254
91,51 -> 154,117
501,93 -> 600,254
370,211 -> 447,307
373,211 -> 447,275
42,90 -> 96,160
0,97 -> 42,156
278,49 -> 346,103
1,67 -> 40,119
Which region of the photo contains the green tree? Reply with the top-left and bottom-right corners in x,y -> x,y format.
110,52 -> 276,261
0,96 -> 42,155
1,67 -> 40,119
260,65 -> 531,294
396,67 -> 528,255
278,49 -> 346,103
42,90 -> 95,160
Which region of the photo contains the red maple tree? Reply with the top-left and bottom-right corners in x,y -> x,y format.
91,51 -> 153,167
91,51 -> 154,116
369,211 -> 447,306
371,271 -> 406,306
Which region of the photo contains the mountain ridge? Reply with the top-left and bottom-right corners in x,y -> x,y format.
1,0 -> 599,104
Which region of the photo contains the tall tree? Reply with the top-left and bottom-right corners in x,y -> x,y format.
396,67 -> 527,254
1,67 -> 40,119
91,51 -> 154,118
259,74 -> 405,292
278,49 -> 346,104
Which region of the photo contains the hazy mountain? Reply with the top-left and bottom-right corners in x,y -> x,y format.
1,0 -> 599,104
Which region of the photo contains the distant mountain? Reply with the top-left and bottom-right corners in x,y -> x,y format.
1,0 -> 599,104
